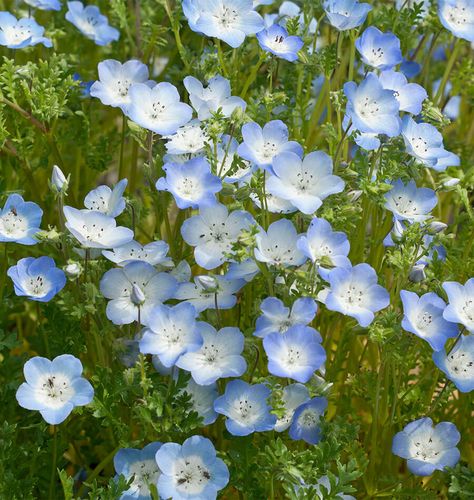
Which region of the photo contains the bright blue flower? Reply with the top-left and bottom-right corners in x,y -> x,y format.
113,442 -> 162,500
289,397 -> 327,444
181,203 -> 254,270
183,0 -> 264,48
254,296 -> 318,338
438,0 -> 474,42
16,354 -> 94,424
263,325 -> 326,382
256,24 -> 303,62
73,73 -> 94,97
274,383 -> 310,432
155,435 -> 229,500
237,119 -> 303,170
323,0 -> 372,31
84,178 -> 128,217
433,334 -> 474,393
400,290 -> 459,351
355,26 -> 403,70
102,240 -> 172,267
183,379 -> 219,425
24,0 -> 61,10
442,278 -> 474,332
392,417 -> 461,476
100,262 -> 178,325
66,1 -> 119,46
0,12 -> 52,48
156,157 -> 222,209
8,256 -> 66,302
323,263 -> 390,327
378,70 -> 427,114
0,194 -> 42,245
214,379 -> 276,436
344,73 -> 401,137
384,179 -> 437,223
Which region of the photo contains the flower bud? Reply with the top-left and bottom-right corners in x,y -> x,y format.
442,177 -> 460,188
428,221 -> 448,234
51,165 -> 68,193
130,284 -> 146,305
64,262 -> 81,278
196,275 -> 218,292
409,264 -> 426,283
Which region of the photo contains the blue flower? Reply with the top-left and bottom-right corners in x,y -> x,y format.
392,417 -> 461,476
183,0 -> 264,48
355,26 -> 403,70
274,383 -> 310,432
183,75 -> 246,121
442,278 -> 474,332
256,24 -> 304,62
155,435 -> 229,499
84,178 -> 128,217
214,379 -> 276,436
156,157 -> 222,209
183,379 -> 219,425
254,296 -> 318,338
24,0 -> 61,10
66,1 -> 119,46
378,70 -> 427,115
266,151 -> 344,214
113,442 -> 162,500
237,119 -> 303,170
323,0 -> 372,31
263,325 -> 326,382
289,397 -> 327,444
8,257 -> 66,302
16,354 -> 94,424
400,290 -> 459,351
139,303 -> 203,367
164,120 -> 209,156
127,82 -> 192,136
438,0 -> 474,42
384,179 -> 437,223
181,203 -> 254,270
102,240 -> 172,268
0,194 -> 42,245
344,73 -> 401,137
90,60 -> 152,112
176,323 -> 247,385
0,12 -> 52,48
433,334 -> 474,393
100,262 -> 178,325
323,263 -> 390,327
278,1 -> 317,34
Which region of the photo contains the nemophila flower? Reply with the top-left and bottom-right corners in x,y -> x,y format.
16,354 -> 94,425
400,59 -> 422,79
170,260 -> 192,283
66,2 -> 119,45
176,323 -> 247,385
180,203 -> 254,270
289,397 -> 327,444
100,262 -> 178,326
218,135 -> 255,183
254,296 -> 318,338
183,379 -> 219,425
266,151 -> 344,215
323,0 -> 372,31
127,82 -> 192,136
378,70 -> 427,114
63,206 -> 134,249
442,279 -> 474,332
51,165 -> 68,194
433,334 -> 474,392
156,157 -> 221,209
344,73 -> 401,137
139,303 -> 203,367
226,259 -> 260,282
175,275 -> 245,312
183,75 -> 246,121
237,120 -> 303,170
255,219 -> 306,267
114,442 -> 162,500
155,435 -> 229,500
24,0 -> 61,10
214,379 -> 276,436
323,263 -> 390,327
355,26 -> 403,70
252,188 -> 297,214
8,257 -> 66,302
392,417 -> 461,476
0,194 -> 42,245
164,120 -> 209,155
183,0 -> 264,48
84,178 -> 128,217
0,12 -> 52,48
400,290 -> 459,351
90,60 -> 152,112
263,325 -> 326,382
274,383 -> 310,432
384,179 -> 437,223
256,24 -> 303,62
438,0 -> 474,42
102,240 -> 172,267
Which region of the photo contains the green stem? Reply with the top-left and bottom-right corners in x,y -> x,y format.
434,39 -> 462,106
240,55 -> 265,99
216,40 -> 228,77
48,426 -> 58,500
118,114 -> 127,180
77,446 -> 120,497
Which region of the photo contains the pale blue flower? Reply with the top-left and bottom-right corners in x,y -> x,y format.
274,383 -> 310,432
183,379 -> 219,425
355,26 -> 403,70
24,0 -> 61,10
0,12 -> 52,48
102,240 -> 172,267
442,278 -> 474,332
0,194 -> 42,245
438,0 -> 474,42
379,70 -> 427,114
84,178 -> 128,217
289,397 -> 327,444
256,24 -> 303,62
278,1 -> 317,34
324,0 -> 372,31
164,120 -> 209,155
226,259 -> 260,282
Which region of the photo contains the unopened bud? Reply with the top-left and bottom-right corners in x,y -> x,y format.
131,284 -> 146,305
64,262 -> 81,278
51,165 -> 68,193
428,221 -> 448,234
196,275 -> 218,292
409,264 -> 426,283
442,177 -> 460,188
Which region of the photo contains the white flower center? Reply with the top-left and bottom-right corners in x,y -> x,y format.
297,408 -> 318,428
25,275 -> 49,297
391,195 -> 419,217
411,136 -> 429,155
3,23 -> 32,44
36,373 -> 74,409
446,5 -> 468,26
293,169 -> 315,193
215,6 -> 239,29
0,209 -> 28,237
340,282 -> 366,306
81,222 -> 106,241
176,177 -> 201,199
415,311 -> 434,331
266,35 -> 286,52
369,46 -> 385,63
76,15 -> 100,36
356,96 -> 380,118
128,459 -> 160,496
150,100 -> 167,120
410,435 -> 442,461
461,298 -> 474,323
202,343 -> 220,363
114,78 -> 131,99
445,348 -> 474,380
174,456 -> 211,495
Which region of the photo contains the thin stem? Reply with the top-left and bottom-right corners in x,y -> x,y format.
434,39 -> 462,106
240,55 -> 265,99
48,426 -> 58,500
118,114 -> 127,180
77,446 -> 120,497
216,40 -> 228,77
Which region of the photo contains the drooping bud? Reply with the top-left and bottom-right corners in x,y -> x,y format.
130,284 -> 146,305
428,221 -> 448,234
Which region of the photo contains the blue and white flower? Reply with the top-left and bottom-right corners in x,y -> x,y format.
102,240 -> 172,267
183,379 -> 219,425
256,24 -> 304,62
274,383 -> 310,432
0,194 -> 42,245
378,70 -> 427,115
164,120 -> 209,156
355,26 -> 403,70
438,0 -> 474,42
289,397 -> 327,444
84,178 -> 128,217
324,0 -> 372,31
0,12 -> 52,48
24,0 -> 61,10
442,278 -> 474,332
